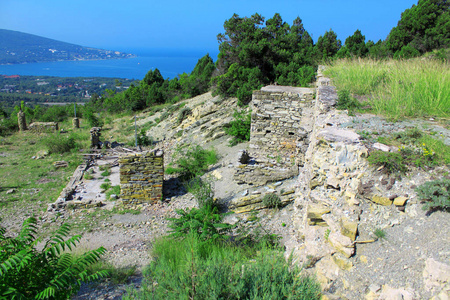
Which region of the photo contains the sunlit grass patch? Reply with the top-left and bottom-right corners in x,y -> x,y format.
325,58 -> 450,120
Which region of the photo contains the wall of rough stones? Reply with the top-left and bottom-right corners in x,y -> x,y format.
29,122 -> 59,133
119,150 -> 164,205
250,86 -> 315,160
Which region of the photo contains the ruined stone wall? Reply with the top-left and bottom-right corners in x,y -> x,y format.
250,86 -> 315,160
29,122 -> 58,133
119,150 -> 164,205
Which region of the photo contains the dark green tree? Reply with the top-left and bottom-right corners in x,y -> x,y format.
313,29 -> 342,60
339,29 -> 368,57
387,0 -> 450,56
214,13 -> 317,105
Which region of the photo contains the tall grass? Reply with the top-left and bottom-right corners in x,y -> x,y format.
324,58 -> 450,119
124,234 -> 321,300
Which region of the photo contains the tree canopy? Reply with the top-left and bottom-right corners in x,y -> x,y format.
387,0 -> 450,57
213,13 -> 317,105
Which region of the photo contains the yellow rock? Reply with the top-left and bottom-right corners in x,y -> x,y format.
332,253 -> 353,270
393,196 -> 408,206
340,219 -> 358,241
371,195 -> 392,206
365,291 -> 378,300
360,255 -> 368,264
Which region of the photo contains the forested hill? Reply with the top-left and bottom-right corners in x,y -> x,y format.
0,29 -> 135,64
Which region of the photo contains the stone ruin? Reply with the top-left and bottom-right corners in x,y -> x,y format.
119,149 -> 164,205
232,85 -> 315,187
28,122 -> 59,133
90,127 -> 102,148
17,110 -> 27,131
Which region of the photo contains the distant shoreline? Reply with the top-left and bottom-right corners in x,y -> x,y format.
0,55 -> 137,66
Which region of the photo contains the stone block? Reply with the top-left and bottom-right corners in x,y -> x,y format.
371,195 -> 392,206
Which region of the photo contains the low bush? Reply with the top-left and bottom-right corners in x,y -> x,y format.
168,205 -> 233,242
177,107 -> 192,125
136,129 -> 152,146
165,145 -> 218,181
367,151 -> 408,174
416,179 -> 450,211
336,89 -> 362,114
0,217 -> 107,299
124,234 -> 321,300
262,193 -> 282,209
43,133 -> 77,154
106,185 -> 121,200
224,110 -> 251,146
374,228 -> 386,239
185,177 -> 215,209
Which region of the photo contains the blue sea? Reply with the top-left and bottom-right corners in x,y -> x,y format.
0,48 -> 219,80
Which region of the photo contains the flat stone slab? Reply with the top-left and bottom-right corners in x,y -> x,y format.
261,85 -> 314,95
317,128 -> 360,144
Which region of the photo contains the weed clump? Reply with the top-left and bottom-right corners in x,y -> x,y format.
374,228 -> 386,239
224,110 -> 251,146
43,133 -> 77,154
177,107 -> 192,125
367,151 -> 408,174
416,179 -> 450,212
165,145 -> 218,181
262,193 -> 282,209
336,89 -> 362,114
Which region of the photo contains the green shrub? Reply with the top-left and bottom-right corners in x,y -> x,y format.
124,234 -> 321,300
367,151 -> 408,174
185,177 -> 215,209
0,217 -> 107,299
224,110 -> 251,146
168,205 -> 233,242
165,145 -> 218,181
136,129 -> 153,146
262,193 -> 282,209
177,107 -> 192,125
100,170 -> 110,177
416,179 -> 450,211
106,185 -> 121,200
336,89 -> 362,113
100,182 -> 111,191
43,133 -> 77,154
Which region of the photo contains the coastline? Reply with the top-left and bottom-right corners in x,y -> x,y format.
0,54 -> 137,66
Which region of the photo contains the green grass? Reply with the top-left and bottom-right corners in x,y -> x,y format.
324,58 -> 450,120
165,145 -> 219,181
374,228 -> 386,239
124,234 -> 321,300
366,129 -> 450,173
0,130 -> 85,216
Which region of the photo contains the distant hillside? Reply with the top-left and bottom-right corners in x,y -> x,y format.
0,29 -> 135,64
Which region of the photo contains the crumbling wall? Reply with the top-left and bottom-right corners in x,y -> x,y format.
119,150 -> 164,205
29,122 -> 59,133
250,86 -> 315,160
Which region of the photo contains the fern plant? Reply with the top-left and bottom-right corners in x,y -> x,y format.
0,217 -> 108,299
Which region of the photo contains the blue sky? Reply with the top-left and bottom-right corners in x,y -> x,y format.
1,0 -> 418,56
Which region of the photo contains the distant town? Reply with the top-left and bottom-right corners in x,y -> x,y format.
0,74 -> 135,111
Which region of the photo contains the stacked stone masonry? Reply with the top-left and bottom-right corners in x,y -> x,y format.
29,122 -> 59,133
250,86 -> 314,159
119,150 -> 164,205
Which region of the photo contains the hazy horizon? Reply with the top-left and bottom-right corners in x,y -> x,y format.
1,0 -> 418,52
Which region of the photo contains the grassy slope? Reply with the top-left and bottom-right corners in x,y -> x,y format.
324,57 -> 450,120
